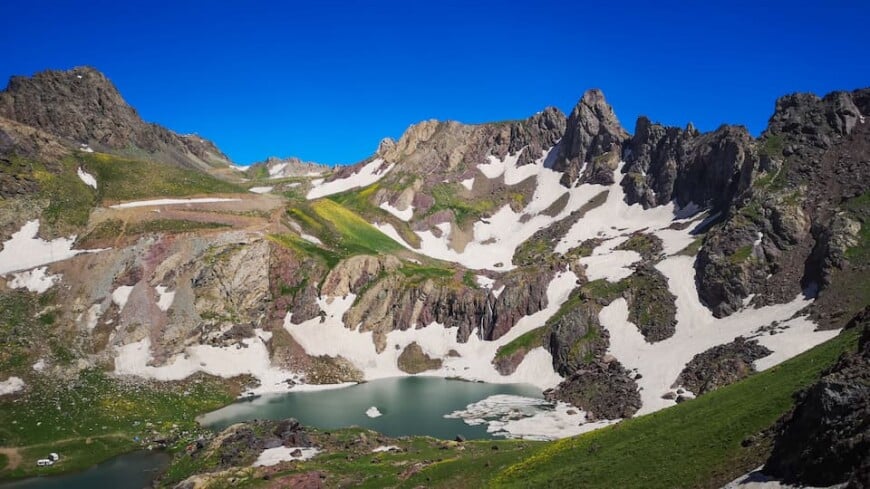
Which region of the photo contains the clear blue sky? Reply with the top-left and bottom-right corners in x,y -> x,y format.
2,1 -> 868,166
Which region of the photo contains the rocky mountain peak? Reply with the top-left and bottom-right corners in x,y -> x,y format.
0,66 -> 232,170
554,88 -> 629,186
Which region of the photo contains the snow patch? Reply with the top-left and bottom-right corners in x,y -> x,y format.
307,159 -> 393,199
365,406 -> 382,418
249,186 -> 274,194
578,237 -> 640,282
0,376 -> 24,395
155,286 -> 175,312
372,445 -> 400,453
603,254 -> 836,415
444,394 -> 616,441
77,167 -> 97,189
252,446 -> 319,467
379,201 -> 414,221
113,329 -> 334,396
286,271 -> 577,390
32,359 -> 47,372
721,466 -> 833,488
460,177 -> 475,190
110,198 -> 240,209
476,275 -> 495,289
80,304 -> 102,331
0,220 -> 100,275
112,286 -> 135,309
8,267 -> 60,293
301,233 -> 323,245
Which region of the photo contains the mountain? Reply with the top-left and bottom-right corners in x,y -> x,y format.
0,66 -> 233,171
244,155 -> 330,180
0,67 -> 866,486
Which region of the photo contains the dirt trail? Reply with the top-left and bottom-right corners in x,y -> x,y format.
0,447 -> 22,471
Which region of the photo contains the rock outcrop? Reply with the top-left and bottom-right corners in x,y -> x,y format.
246,156 -> 329,179
763,309 -> 869,486
0,66 -> 232,170
674,337 -> 772,395
546,300 -> 607,377
553,89 -> 629,187
545,359 -> 641,420
622,119 -> 757,210
397,342 -> 443,374
695,88 -> 869,320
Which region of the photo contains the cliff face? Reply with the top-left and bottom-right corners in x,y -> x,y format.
553,89 -> 630,187
0,66 -> 233,170
764,309 -> 870,487
694,89 -> 869,320
622,119 -> 757,210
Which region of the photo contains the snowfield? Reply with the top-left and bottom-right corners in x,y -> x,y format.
307,158 -> 393,199
0,220 -> 102,275
110,198 -> 240,209
8,266 -> 60,293
445,394 -> 616,441
285,270 -> 577,391
114,329 -> 354,396
253,446 -> 319,466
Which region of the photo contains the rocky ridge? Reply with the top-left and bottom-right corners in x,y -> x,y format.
0,66 -> 233,171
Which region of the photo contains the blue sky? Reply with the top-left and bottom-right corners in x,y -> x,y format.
2,1 -> 868,166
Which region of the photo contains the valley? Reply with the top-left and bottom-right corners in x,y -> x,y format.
0,67 -> 866,488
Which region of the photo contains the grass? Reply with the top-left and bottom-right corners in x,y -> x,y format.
280,199 -> 404,269
494,327 -> 547,360
729,245 -> 754,264
843,191 -> 869,266
398,263 -> 455,281
491,327 -> 860,488
580,279 -> 629,303
82,152 -> 242,202
427,183 -> 496,226
0,290 -> 65,376
79,219 -> 229,246
0,370 -> 234,480
7,152 -> 244,236
676,236 -> 705,257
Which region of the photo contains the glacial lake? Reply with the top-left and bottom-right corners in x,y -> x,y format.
200,376 -> 545,440
2,377 -> 544,489
0,451 -> 169,489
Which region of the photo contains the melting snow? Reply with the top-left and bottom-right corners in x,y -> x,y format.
476,275 -> 495,289
578,237 -> 641,282
372,445 -> 400,453
7,267 -> 60,293
155,286 -> 175,312
460,177 -> 475,190
445,394 -> 616,441
379,201 -> 414,221
249,186 -> 274,194
301,233 -> 323,245
113,329 -> 343,396
252,446 -> 319,466
307,158 -> 393,199
603,254 -> 838,415
32,359 -> 47,372
365,406 -> 383,418
0,220 -> 99,275
721,466 -> 832,488
110,198 -> 240,209
286,270 -> 577,390
111,286 -> 135,309
0,376 -> 25,395
77,167 -> 97,189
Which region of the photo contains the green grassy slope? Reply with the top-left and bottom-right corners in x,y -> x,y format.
489,327 -> 860,489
